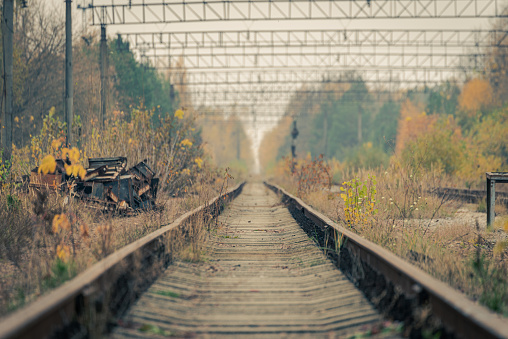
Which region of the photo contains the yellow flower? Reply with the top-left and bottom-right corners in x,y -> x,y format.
56,244 -> 71,262
194,157 -> 203,168
65,164 -> 86,179
62,147 -> 80,163
30,115 -> 34,122
174,109 -> 184,119
14,116 -> 19,123
38,155 -> 57,175
182,168 -> 191,175
53,214 -> 71,234
180,139 -> 193,147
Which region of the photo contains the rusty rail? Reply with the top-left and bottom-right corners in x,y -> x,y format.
265,182 -> 508,339
433,186 -> 508,204
0,182 -> 244,339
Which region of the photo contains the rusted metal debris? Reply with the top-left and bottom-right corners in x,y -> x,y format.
29,157 -> 159,212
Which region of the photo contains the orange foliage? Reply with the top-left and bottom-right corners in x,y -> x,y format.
458,78 -> 493,115
395,99 -> 437,154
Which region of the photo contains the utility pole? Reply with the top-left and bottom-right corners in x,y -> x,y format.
2,0 -> 13,164
65,0 -> 73,146
100,24 -> 108,128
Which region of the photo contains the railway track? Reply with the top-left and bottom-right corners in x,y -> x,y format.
433,187 -> 508,205
1,182 -> 507,338
330,185 -> 508,206
112,183 -> 383,338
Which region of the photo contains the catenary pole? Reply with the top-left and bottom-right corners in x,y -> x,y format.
65,0 -> 73,145
2,0 -> 13,164
100,24 -> 107,128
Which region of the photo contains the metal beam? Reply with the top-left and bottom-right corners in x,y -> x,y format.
189,88 -> 396,103
175,68 -> 463,110
121,29 -> 508,50
85,0 -> 507,25
138,50 -> 483,71
173,68 -> 465,87
168,68 -> 463,109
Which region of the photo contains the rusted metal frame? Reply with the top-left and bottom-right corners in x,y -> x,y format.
265,182 -> 508,339
0,182 -> 245,339
486,172 -> 508,228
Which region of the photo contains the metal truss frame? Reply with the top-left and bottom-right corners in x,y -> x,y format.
85,0 -> 507,25
121,29 -> 508,50
177,68 -> 463,112
138,50 -> 483,70
173,68 -> 467,87
189,88 -> 399,103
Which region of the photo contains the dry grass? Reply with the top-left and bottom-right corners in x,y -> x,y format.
274,159 -> 508,316
0,168 -> 238,317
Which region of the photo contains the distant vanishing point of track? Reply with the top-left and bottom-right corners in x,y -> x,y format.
112,183 -> 383,338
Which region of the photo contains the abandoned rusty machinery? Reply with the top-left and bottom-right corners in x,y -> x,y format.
29,157 -> 159,212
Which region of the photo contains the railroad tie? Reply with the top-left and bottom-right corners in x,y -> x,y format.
112,182 -> 383,338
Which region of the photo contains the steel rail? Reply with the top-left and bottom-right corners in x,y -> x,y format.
265,182 -> 508,339
434,187 -> 508,205
0,182 -> 245,339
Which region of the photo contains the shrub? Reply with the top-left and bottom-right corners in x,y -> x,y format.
339,175 -> 378,231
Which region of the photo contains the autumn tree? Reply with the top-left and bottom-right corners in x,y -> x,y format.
110,37 -> 179,124
457,78 -> 493,117
401,116 -> 464,175
425,81 -> 460,116
371,100 -> 400,153
395,98 -> 438,154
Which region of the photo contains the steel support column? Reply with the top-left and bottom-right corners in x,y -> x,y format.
65,0 -> 73,146
2,0 -> 13,163
100,24 -> 108,128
